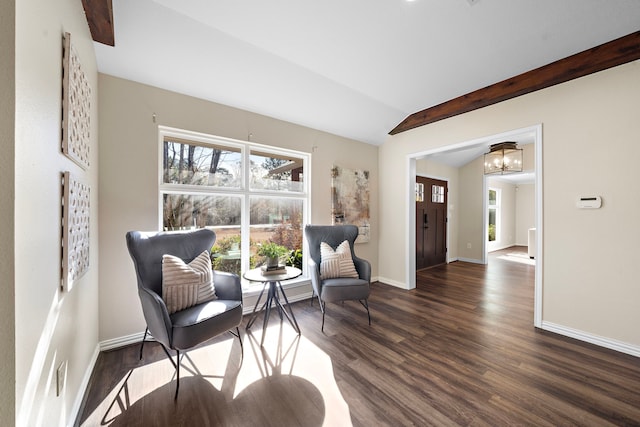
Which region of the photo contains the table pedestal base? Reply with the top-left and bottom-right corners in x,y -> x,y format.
246,279 -> 301,346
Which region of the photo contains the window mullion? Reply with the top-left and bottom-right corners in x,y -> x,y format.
159,126 -> 310,288
241,147 -> 251,274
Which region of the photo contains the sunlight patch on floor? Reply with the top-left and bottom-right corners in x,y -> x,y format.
497,252 -> 535,266
82,324 -> 352,426
239,324 -> 352,426
82,338 -> 236,425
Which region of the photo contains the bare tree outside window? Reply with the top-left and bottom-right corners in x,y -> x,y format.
160,132 -> 308,278
163,140 -> 241,187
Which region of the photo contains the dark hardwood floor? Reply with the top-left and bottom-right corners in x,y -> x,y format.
77,247 -> 640,426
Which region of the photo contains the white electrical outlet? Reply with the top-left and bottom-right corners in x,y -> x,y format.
56,361 -> 67,397
467,243 -> 472,249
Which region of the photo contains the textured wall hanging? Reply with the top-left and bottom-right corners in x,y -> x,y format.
331,165 -> 370,243
62,32 -> 91,169
61,171 -> 90,291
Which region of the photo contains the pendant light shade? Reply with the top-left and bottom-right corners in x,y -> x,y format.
484,142 -> 523,175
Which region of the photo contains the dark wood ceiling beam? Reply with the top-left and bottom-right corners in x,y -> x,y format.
390,31 -> 640,135
81,0 -> 114,46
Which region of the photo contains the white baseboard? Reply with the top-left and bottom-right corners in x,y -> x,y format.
541,321 -> 640,358
283,291 -> 313,304
243,290 -> 313,315
377,277 -> 408,289
69,344 -> 100,427
100,331 -> 146,351
488,243 -> 515,252
457,257 -> 484,264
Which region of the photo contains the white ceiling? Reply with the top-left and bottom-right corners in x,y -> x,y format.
94,0 -> 640,146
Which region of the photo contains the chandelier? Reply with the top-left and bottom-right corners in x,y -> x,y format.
483,142 -> 523,175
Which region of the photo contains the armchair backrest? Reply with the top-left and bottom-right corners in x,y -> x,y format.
305,225 -> 359,266
126,229 -> 216,296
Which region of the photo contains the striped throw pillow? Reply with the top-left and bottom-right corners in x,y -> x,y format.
162,251 -> 216,314
320,240 -> 359,279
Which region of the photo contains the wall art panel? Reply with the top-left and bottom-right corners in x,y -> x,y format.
62,32 -> 91,169
331,165 -> 370,243
62,171 -> 90,291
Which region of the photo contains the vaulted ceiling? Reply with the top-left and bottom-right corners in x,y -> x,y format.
84,0 -> 640,145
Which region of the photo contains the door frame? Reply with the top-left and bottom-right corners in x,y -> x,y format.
416,174 -> 450,268
406,124 -> 543,328
486,185 -> 501,253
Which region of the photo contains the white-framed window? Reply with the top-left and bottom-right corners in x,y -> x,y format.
159,126 -> 310,289
488,187 -> 500,249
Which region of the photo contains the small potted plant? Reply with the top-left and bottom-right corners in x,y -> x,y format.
257,242 -> 289,268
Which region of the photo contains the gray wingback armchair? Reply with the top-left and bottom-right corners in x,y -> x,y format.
126,229 -> 243,398
305,225 -> 371,331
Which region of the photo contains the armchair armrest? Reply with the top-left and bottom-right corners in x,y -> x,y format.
138,287 -> 172,348
308,258 -> 322,296
212,270 -> 243,301
353,256 -> 371,282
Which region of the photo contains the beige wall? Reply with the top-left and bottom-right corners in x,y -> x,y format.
14,0 -> 100,425
516,184 -> 535,245
0,1 -> 16,425
98,74 -> 378,342
380,60 -> 640,349
457,156 -> 486,261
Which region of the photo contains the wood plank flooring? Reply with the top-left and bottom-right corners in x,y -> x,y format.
76,247 -> 640,426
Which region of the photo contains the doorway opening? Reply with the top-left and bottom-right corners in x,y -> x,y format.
484,172 -> 537,266
406,124 -> 543,327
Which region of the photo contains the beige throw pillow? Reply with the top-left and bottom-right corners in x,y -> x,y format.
162,251 -> 216,314
320,240 -> 359,279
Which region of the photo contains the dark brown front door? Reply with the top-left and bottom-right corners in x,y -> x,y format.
416,176 -> 447,270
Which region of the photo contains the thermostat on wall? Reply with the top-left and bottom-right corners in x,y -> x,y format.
576,196 -> 602,209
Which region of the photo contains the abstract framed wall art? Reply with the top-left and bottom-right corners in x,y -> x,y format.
62,32 -> 91,170
331,165 -> 370,243
61,171 -> 90,292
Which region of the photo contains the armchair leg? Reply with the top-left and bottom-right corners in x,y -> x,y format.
311,291 -> 324,309
359,299 -> 371,325
157,344 -> 181,399
175,350 -> 180,399
237,327 -> 244,359
229,327 -> 243,358
320,301 -> 326,332
139,327 -> 148,360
